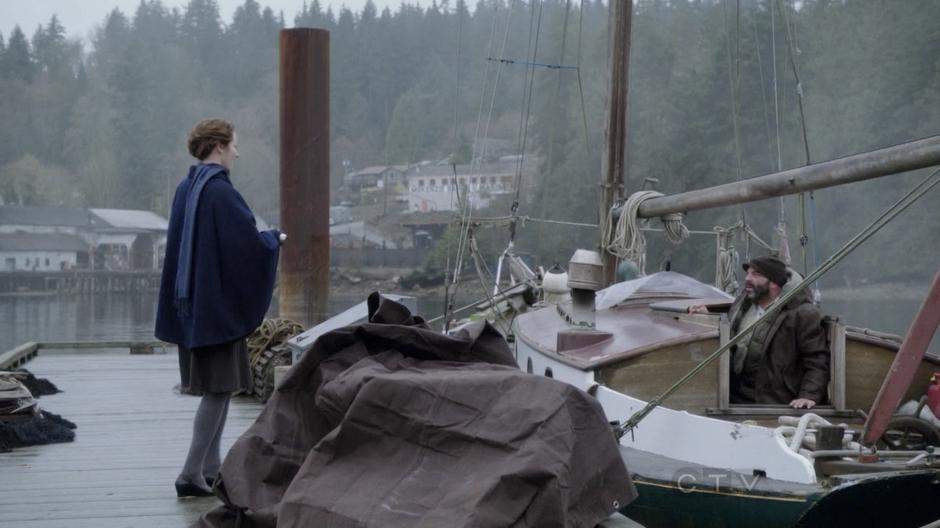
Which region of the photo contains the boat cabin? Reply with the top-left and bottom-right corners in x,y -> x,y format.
513,271 -> 938,421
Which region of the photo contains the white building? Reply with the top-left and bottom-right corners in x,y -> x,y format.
0,233 -> 89,271
90,209 -> 169,269
404,161 -> 518,212
344,165 -> 408,191
0,206 -> 168,270
0,206 -> 100,269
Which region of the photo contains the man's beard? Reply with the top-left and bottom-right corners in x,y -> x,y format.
745,282 -> 770,303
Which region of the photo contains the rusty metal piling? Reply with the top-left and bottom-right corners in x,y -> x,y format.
279,28 -> 330,328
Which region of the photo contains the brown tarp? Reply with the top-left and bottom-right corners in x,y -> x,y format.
199,294 -> 635,528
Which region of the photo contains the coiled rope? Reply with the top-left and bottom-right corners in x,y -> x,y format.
247,318 -> 304,371
605,191 -> 690,274
714,225 -> 738,293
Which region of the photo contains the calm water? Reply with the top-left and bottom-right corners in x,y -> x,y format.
0,290 -> 934,354
0,291 -> 455,353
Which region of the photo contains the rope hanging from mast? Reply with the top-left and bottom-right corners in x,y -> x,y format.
604,191 -> 689,275
714,225 -> 739,293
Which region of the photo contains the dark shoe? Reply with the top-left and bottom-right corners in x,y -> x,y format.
204,475 -> 215,488
175,480 -> 213,498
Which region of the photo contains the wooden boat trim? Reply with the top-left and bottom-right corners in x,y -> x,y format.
845,331 -> 940,364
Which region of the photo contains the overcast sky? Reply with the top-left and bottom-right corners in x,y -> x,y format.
1,0 -> 404,43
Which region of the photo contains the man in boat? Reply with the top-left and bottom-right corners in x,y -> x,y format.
690,255 -> 830,409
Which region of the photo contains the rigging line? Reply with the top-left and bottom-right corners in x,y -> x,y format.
538,0 -> 573,252
574,0 -> 591,163
454,0 -> 510,316
515,0 -> 546,203
783,0 -> 819,282
512,0 -> 546,225
616,168 -> 940,436
750,1 -> 776,173
469,3 -> 500,168
447,4 -> 467,306
444,5 -> 474,296
442,211 -> 455,332
778,0 -> 814,275
770,0 -> 784,223
445,168 -> 468,327
513,0 -> 539,194
486,57 -> 578,70
453,0 -> 464,158
444,171 -> 470,331
468,234 -> 513,334
453,0 -> 491,272
481,0 -> 517,164
528,217 -> 596,228
722,0 -> 744,181
736,0 -> 741,82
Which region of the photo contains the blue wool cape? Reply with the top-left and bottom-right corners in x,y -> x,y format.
155,164 -> 280,349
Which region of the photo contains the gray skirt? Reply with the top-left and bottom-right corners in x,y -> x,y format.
178,339 -> 253,394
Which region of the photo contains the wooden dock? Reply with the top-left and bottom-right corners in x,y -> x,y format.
0,348 -> 263,527
0,270 -> 161,294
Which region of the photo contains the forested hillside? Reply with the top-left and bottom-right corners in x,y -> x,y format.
0,0 -> 938,283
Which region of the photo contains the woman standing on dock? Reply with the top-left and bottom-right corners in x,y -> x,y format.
155,118 -> 282,498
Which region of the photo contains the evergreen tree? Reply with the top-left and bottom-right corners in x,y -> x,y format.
32,15 -> 69,78
3,26 -> 34,82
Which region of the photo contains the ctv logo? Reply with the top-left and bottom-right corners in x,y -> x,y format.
672,467 -> 765,493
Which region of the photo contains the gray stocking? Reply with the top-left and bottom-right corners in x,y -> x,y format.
203,394 -> 230,480
177,391 -> 229,487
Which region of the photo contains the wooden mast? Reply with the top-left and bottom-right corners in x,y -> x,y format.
600,0 -> 633,286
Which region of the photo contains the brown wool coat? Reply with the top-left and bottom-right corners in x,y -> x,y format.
728,287 -> 831,404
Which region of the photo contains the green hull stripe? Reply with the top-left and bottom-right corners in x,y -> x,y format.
635,479 -> 811,503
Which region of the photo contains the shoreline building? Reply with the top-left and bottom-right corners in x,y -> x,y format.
403,160 -> 521,213
0,206 -> 168,271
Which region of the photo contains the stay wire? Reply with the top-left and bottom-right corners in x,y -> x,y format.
481,0 -> 517,164
575,0 -> 591,157
538,0 -> 573,252
449,0 -> 510,331
778,0 -> 815,277
770,0 -> 784,223
513,0 -> 546,225
751,1 -> 776,173
443,1 -> 468,331
721,0 -> 744,182
470,2 -> 501,167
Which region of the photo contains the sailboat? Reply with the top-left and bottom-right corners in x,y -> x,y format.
507,261 -> 940,526
444,0 -> 940,525
278,1 -> 940,525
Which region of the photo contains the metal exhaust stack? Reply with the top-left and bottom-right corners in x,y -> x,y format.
567,250 -> 604,328
279,28 -> 330,328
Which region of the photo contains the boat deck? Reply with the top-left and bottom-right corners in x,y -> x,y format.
0,348 -> 263,527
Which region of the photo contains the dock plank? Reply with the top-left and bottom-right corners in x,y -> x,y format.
0,350 -> 263,527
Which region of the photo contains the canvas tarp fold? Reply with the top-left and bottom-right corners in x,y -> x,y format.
199,293 -> 635,528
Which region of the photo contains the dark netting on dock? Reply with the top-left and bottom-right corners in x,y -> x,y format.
198,293 -> 635,528
0,410 -> 76,452
0,372 -> 75,452
13,368 -> 62,397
